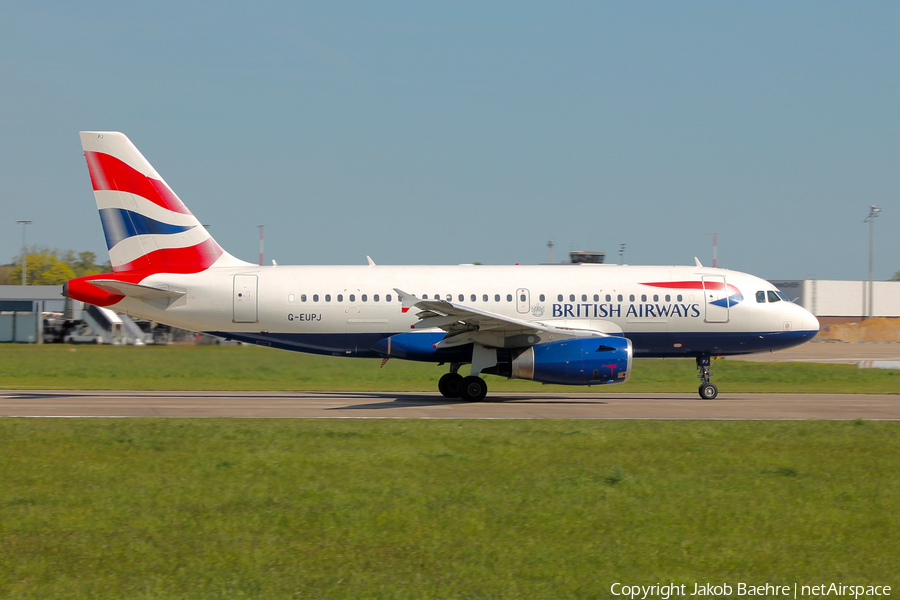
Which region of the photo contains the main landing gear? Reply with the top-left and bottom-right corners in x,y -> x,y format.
438,364 -> 488,402
438,372 -> 462,397
696,356 -> 718,399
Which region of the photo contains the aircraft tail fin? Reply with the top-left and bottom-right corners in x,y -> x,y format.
79,131 -> 251,273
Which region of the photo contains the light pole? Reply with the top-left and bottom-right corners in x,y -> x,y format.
709,232 -> 721,268
865,205 -> 882,319
16,220 -> 32,286
258,225 -> 265,266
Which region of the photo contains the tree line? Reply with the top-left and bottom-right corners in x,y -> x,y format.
0,248 -> 111,286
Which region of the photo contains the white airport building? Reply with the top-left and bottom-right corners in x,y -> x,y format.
768,280 -> 900,325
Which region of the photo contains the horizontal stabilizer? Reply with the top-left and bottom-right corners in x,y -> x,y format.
88,279 -> 186,300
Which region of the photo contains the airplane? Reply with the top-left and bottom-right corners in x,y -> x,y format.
65,131 -> 820,401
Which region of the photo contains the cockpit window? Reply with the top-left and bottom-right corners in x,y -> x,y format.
756,291 -> 766,303
767,290 -> 781,303
776,291 -> 789,302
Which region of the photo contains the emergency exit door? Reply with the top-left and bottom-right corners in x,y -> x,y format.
516,288 -> 530,314
233,275 -> 258,323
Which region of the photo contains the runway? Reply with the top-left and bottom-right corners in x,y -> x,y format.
738,341 -> 900,364
1,389 -> 899,419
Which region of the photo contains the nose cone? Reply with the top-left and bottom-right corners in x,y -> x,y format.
794,306 -> 820,343
805,312 -> 820,334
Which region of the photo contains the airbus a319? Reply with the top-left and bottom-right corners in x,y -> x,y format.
66,132 -> 819,401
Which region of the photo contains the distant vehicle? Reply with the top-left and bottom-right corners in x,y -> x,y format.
66,132 -> 819,400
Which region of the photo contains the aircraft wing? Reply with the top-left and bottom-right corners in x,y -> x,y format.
394,288 -> 613,349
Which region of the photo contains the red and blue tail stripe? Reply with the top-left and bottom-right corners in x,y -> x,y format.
79,132 -> 245,274
67,131 -> 251,308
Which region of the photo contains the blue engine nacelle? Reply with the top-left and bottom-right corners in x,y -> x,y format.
510,336 -> 633,385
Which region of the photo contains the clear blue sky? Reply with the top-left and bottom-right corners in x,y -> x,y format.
1,1 -> 898,280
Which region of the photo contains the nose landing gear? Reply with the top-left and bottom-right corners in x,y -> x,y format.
696,356 -> 718,399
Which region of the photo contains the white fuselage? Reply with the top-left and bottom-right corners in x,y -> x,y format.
107,263 -> 819,359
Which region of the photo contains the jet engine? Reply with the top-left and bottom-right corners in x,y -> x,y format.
509,336 -> 632,386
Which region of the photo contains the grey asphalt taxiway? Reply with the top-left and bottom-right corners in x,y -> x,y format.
1,389 -> 899,419
3,343 -> 898,420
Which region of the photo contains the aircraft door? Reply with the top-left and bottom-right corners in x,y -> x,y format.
702,276 -> 729,323
233,275 -> 258,323
516,288 -> 530,314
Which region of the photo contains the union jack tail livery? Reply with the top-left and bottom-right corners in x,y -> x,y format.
80,131 -> 249,273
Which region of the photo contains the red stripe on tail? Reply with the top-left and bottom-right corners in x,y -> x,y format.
112,238 -> 224,273
84,151 -> 191,215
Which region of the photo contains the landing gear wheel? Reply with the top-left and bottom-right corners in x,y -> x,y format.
459,376 -> 488,402
699,383 -> 718,400
696,356 -> 718,400
438,373 -> 463,398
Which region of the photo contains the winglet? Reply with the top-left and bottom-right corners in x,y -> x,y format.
367,256 -> 376,266
394,288 -> 418,313
694,257 -> 703,267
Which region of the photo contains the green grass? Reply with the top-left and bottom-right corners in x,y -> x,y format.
0,419 -> 897,599
0,344 -> 898,394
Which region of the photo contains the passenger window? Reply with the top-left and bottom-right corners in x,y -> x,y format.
288,294 -> 295,303
606,294 -> 611,302
386,294 -> 392,302
300,294 -> 306,302
374,294 -> 379,302
617,294 -> 623,302
539,294 -> 545,302
641,294 -> 647,302
435,293 -> 440,300
324,294 -> 330,302
582,294 -> 587,302
337,294 -> 344,302
361,294 -> 367,302
349,294 -> 355,302
494,294 -> 500,302
470,294 -> 476,302
653,295 -> 659,302
569,294 -> 575,302
459,294 -> 464,302
756,291 -> 766,303
767,291 -> 781,303
665,295 -> 670,302
557,294 -> 563,302
593,294 -> 599,302
313,294 -> 319,302
677,295 -> 683,302
629,294 -> 635,302
483,294 -> 489,302
520,294 -> 526,302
